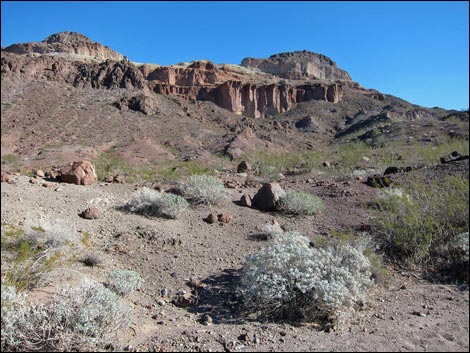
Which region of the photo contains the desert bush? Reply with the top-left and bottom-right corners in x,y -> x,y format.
245,150 -> 308,181
25,218 -> 79,249
371,175 -> 469,280
181,175 -> 229,205
127,187 -> 188,219
1,220 -> 77,291
261,221 -> 284,239
238,231 -> 373,323
104,269 -> 144,296
278,191 -> 325,215
1,279 -> 131,351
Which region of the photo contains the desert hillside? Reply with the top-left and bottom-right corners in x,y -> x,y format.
1,32 -> 468,352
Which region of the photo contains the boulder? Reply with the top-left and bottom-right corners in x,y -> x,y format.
60,160 -> 97,185
252,182 -> 286,211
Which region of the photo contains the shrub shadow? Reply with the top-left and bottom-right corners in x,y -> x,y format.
188,268 -> 248,325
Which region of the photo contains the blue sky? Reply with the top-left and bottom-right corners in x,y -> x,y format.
1,1 -> 469,110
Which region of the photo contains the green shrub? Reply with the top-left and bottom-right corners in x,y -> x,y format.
181,175 -> 229,205
278,191 -> 325,215
1,220 -> 77,291
127,187 -> 188,219
244,150 -> 308,181
371,175 -> 469,280
238,231 -> 373,323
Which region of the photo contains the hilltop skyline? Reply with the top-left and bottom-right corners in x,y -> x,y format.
1,1 -> 468,110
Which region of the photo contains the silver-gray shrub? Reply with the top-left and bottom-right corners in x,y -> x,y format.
278,191 -> 324,215
127,187 -> 188,219
104,269 -> 144,296
238,231 -> 372,323
181,175 -> 229,205
1,279 -> 131,351
25,218 -> 79,249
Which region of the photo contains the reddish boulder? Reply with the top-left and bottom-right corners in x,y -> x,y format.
60,160 -> 97,185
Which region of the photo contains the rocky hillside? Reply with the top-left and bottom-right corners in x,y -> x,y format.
2,31 -> 125,62
1,32 -> 468,173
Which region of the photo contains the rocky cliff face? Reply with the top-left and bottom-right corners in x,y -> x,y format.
3,32 -> 124,62
144,59 -> 344,118
241,50 -> 352,81
2,33 -> 351,118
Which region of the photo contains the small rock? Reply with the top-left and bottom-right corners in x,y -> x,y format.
1,172 -> 10,183
35,169 -> 45,177
201,314 -> 213,325
81,207 -> 103,220
173,292 -> 197,308
204,213 -> 218,224
411,311 -> 426,317
239,194 -> 252,207
218,213 -> 233,223
104,175 -> 114,183
42,182 -> 54,188
157,299 -> 166,306
114,174 -> 125,183
322,161 -> 332,168
30,177 -> 38,184
237,161 -> 252,173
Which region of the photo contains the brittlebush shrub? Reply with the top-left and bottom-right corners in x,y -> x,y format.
1,279 -> 131,351
104,269 -> 144,296
238,231 -> 373,323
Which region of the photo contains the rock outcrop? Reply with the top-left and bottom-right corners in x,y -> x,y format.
2,33 -> 350,118
241,50 -> 352,81
203,81 -> 342,118
3,32 -> 125,62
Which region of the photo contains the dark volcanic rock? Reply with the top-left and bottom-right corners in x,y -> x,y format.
252,182 -> 286,211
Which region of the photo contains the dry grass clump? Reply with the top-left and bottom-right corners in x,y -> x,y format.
181,175 -> 229,205
126,187 -> 188,219
278,191 -> 324,215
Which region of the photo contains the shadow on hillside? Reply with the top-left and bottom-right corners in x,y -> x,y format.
188,268 -> 248,325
